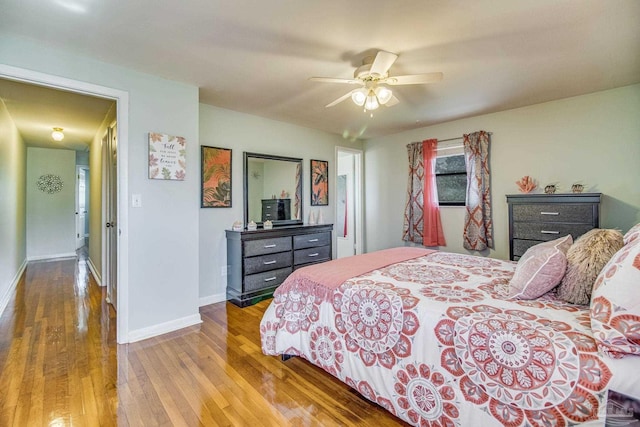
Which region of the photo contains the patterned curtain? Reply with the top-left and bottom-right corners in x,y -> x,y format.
423,139 -> 446,246
294,163 -> 301,219
463,131 -> 493,250
402,140 -> 446,246
402,142 -> 424,243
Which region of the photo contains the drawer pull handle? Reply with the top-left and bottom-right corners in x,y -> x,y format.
308,238 -> 319,242
308,253 -> 319,257
540,212 -> 559,216
265,214 -> 271,217
541,230 -> 560,234
264,244 -> 277,248
263,260 -> 276,265
264,277 -> 277,282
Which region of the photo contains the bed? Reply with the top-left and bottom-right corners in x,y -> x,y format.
260,230 -> 640,426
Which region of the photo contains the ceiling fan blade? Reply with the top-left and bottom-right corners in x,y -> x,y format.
325,90 -> 355,108
385,95 -> 400,107
385,72 -> 444,85
369,51 -> 398,77
309,77 -> 361,85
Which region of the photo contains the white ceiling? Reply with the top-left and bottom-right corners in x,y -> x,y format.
1,0 -> 639,142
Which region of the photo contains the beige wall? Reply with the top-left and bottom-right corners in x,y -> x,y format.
364,84 -> 640,260
26,147 -> 76,259
0,98 -> 26,310
198,104 -> 363,303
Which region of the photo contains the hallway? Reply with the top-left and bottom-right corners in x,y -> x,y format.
0,250 -> 118,424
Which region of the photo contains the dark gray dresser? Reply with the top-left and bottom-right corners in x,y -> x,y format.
506,193 -> 601,261
261,198 -> 291,222
226,224 -> 332,307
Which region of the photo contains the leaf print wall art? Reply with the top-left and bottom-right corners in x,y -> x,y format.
310,159 -> 328,206
201,146 -> 232,208
149,132 -> 187,180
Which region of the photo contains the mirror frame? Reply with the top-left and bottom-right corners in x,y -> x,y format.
243,152 -> 303,227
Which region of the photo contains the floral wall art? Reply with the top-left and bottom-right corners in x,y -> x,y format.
201,146 -> 232,208
148,132 -> 186,180
311,159 -> 329,206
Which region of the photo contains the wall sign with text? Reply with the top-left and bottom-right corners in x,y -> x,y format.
149,132 -> 186,180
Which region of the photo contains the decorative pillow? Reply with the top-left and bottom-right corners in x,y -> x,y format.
508,235 -> 573,300
556,229 -> 624,305
590,237 -> 640,357
623,223 -> 640,246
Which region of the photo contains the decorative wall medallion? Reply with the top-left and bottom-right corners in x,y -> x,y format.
37,174 -> 64,194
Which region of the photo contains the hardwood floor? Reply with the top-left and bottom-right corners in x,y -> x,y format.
0,254 -> 405,426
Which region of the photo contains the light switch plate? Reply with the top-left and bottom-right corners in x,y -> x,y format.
132,194 -> 142,208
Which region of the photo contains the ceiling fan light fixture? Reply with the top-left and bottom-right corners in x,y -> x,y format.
364,92 -> 379,111
351,89 -> 367,106
375,86 -> 393,105
51,127 -> 64,141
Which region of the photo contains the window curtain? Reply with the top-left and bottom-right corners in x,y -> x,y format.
402,140 -> 446,246
462,131 -> 493,250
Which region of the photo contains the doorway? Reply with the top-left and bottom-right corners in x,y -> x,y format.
76,165 -> 89,250
335,147 -> 363,258
0,63 -> 130,343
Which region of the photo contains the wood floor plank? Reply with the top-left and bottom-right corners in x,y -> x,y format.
0,251 -> 407,426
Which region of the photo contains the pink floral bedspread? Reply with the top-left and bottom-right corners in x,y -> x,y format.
260,251 -> 613,427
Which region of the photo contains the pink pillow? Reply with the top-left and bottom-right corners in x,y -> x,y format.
623,223 -> 640,246
590,237 -> 640,358
508,235 -> 573,300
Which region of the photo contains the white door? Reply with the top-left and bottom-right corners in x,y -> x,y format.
103,123 -> 118,309
75,167 -> 87,249
336,148 -> 363,258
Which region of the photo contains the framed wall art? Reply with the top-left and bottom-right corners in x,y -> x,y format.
310,159 -> 328,206
201,146 -> 232,208
149,132 -> 186,180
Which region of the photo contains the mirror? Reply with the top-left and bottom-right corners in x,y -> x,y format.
244,152 -> 303,226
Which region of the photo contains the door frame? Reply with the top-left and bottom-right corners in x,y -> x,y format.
0,63 -> 130,343
335,146 -> 363,256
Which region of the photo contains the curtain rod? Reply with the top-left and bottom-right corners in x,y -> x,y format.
438,132 -> 493,143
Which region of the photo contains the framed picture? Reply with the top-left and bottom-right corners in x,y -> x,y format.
310,159 -> 328,206
201,146 -> 232,208
149,132 -> 186,180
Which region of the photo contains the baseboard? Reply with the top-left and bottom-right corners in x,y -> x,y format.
199,292 -> 227,307
86,257 -> 102,286
27,252 -> 77,262
127,313 -> 203,343
0,259 -> 27,317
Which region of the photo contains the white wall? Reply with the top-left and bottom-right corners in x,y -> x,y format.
198,104 -> 363,304
0,98 -> 26,313
364,84 -> 640,260
0,35 -> 200,339
26,147 -> 76,259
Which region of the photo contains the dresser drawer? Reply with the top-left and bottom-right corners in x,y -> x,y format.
244,236 -> 291,257
244,267 -> 292,292
294,245 -> 331,266
293,232 -> 331,249
244,251 -> 292,275
513,239 -> 542,258
512,203 -> 594,223
512,222 -> 594,241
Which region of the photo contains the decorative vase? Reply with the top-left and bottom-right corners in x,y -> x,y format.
317,211 -> 324,225
308,210 -> 316,225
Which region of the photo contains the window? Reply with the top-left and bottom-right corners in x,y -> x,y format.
435,153 -> 466,206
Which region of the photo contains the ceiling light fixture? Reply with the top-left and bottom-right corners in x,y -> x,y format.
350,84 -> 393,114
51,127 -> 64,141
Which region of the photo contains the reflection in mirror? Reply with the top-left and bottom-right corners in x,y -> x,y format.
244,152 -> 303,226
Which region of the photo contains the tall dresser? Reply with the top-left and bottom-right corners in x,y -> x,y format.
506,193 -> 601,261
226,224 -> 332,307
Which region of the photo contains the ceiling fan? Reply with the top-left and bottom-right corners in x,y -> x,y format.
309,51 -> 443,112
